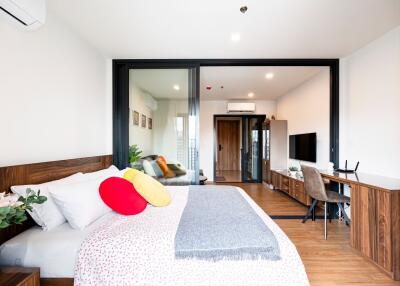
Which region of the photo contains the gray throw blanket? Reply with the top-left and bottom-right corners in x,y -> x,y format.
175,186 -> 281,261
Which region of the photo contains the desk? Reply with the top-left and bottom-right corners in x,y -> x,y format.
320,171 -> 400,280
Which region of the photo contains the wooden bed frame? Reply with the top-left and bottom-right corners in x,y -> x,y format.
0,155 -> 113,286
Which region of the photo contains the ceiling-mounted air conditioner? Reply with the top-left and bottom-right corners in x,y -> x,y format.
0,0 -> 46,30
227,102 -> 256,113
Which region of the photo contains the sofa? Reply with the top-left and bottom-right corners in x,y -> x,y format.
133,155 -> 205,186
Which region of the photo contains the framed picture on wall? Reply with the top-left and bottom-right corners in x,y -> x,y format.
141,114 -> 146,128
148,118 -> 152,129
133,110 -> 139,126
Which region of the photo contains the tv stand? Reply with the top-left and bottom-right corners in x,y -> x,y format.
271,170 -> 312,206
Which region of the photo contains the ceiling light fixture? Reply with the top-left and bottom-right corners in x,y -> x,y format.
231,33 -> 240,42
265,73 -> 274,80
248,92 -> 254,98
173,84 -> 180,91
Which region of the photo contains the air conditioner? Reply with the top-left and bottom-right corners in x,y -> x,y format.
0,0 -> 46,30
227,102 -> 256,113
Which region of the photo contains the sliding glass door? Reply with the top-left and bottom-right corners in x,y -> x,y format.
114,65 -> 199,184
241,116 -> 264,183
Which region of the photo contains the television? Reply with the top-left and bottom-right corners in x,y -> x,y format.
289,132 -> 316,163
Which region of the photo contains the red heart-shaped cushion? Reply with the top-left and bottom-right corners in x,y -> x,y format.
99,177 -> 147,215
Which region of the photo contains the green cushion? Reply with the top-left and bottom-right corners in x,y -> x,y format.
167,163 -> 187,176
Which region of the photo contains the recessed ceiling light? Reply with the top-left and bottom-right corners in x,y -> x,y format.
265,73 -> 274,80
173,84 -> 180,90
248,92 -> 254,98
231,33 -> 240,42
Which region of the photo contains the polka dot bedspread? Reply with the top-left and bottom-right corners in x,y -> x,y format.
74,186 -> 309,286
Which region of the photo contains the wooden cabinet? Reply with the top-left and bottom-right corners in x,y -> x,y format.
271,170 -> 312,206
0,267 -> 40,286
281,176 -> 290,194
290,179 -> 308,205
263,120 -> 287,184
350,185 -> 400,280
271,171 -> 280,189
319,170 -> 400,281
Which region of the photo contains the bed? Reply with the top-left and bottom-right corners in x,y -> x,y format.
0,156 -> 309,286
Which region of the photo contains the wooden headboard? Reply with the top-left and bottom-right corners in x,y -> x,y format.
0,155 -> 113,244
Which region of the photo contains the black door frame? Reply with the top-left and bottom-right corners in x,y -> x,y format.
112,61 -> 200,172
113,59 -> 339,181
241,115 -> 266,183
214,114 -> 266,183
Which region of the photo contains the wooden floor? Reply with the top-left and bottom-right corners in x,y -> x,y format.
223,183 -> 400,286
215,170 -> 241,182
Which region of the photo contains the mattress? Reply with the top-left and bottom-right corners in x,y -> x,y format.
0,212 -> 114,278
0,186 -> 309,286
0,186 -> 188,278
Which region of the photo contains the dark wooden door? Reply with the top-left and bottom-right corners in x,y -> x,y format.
217,120 -> 240,171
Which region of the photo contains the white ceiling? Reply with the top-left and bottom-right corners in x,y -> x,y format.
130,67 -> 326,100
49,0 -> 400,59
200,66 -> 327,100
131,69 -> 188,99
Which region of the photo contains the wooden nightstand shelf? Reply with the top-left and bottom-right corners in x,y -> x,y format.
0,267 -> 40,286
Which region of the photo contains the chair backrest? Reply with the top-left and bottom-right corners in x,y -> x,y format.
301,164 -> 328,201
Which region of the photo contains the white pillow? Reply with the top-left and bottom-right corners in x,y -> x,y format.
11,172 -> 86,231
142,160 -> 156,177
49,177 -> 112,230
83,165 -> 119,180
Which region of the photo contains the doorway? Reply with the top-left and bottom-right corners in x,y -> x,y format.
216,118 -> 241,182
214,114 -> 265,183
242,116 -> 264,182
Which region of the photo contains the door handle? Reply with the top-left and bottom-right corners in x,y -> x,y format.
219,144 -> 223,151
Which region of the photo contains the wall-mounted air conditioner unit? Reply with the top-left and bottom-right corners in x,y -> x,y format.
227,102 -> 256,113
0,0 -> 46,30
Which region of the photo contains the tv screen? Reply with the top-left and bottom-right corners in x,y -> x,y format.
289,133 -> 316,163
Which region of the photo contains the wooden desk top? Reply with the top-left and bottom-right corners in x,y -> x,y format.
273,169 -> 400,192
320,170 -> 400,192
273,170 -> 304,181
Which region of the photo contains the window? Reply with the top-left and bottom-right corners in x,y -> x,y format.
176,114 -> 188,167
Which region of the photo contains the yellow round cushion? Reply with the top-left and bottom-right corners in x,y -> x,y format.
123,169 -> 171,207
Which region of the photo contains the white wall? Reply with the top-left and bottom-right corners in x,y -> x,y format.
200,100 -> 277,181
129,85 -> 154,156
340,25 -> 400,178
276,69 -> 330,169
0,13 -> 110,167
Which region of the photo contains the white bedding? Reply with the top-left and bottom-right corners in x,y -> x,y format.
0,186 -> 309,286
0,212 -> 114,277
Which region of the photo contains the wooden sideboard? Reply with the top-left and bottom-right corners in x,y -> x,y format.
271,170 -> 312,206
319,170 -> 400,281
271,169 -> 400,280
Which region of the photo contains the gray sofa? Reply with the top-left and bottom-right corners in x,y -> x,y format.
134,155 -> 205,186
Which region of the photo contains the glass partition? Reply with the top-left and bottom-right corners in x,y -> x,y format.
128,68 -> 198,184
242,116 -> 263,182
